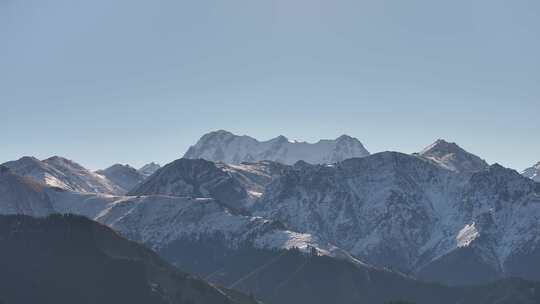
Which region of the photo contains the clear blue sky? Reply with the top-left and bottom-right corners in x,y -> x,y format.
1,0 -> 539,170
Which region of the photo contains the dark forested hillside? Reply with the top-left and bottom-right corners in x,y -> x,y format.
161,238 -> 540,304
0,214 -> 259,304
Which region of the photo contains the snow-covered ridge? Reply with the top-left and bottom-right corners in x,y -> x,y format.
183,130 -> 370,165
2,156 -> 124,195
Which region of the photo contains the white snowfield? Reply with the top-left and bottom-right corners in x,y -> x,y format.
184,130 -> 370,165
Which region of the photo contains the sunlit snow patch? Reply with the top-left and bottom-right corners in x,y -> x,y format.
456,222 -> 479,247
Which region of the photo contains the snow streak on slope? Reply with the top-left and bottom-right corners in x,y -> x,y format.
456,223 -> 479,247
184,130 -> 370,165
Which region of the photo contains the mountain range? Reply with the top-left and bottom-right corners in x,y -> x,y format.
2,165 -> 540,304
2,130 -> 540,303
126,138 -> 540,285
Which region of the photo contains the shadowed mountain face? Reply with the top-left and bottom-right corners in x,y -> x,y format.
183,130 -> 370,165
128,158 -> 288,211
0,214 -> 259,304
128,158 -> 252,211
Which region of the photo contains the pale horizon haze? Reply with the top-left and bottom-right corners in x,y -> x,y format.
1,0 -> 539,170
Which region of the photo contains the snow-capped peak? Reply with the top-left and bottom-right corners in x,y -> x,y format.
183,130 -> 370,165
418,139 -> 488,173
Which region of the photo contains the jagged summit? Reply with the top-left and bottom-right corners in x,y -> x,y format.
418,139 -> 488,173
184,130 -> 370,165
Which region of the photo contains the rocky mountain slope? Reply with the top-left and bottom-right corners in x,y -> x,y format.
522,161 -> 540,182
253,149 -> 540,285
0,214 -> 259,304
128,158 -> 287,210
183,130 -> 370,165
2,156 -> 124,194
